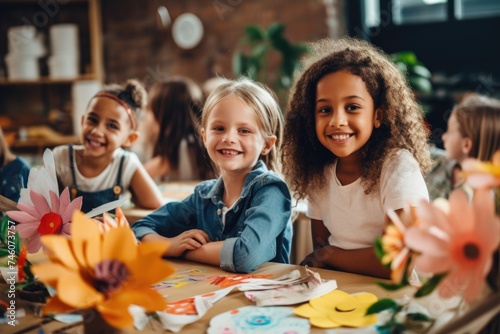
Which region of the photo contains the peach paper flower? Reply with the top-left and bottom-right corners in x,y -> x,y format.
380,207 -> 416,284
405,189 -> 500,302
31,211 -> 174,329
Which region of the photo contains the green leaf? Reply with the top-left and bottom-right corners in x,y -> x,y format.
410,64 -> 432,78
374,237 -> 385,261
0,215 -> 9,245
266,22 -> 285,40
366,298 -> 399,315
407,312 -> 432,322
244,25 -> 266,43
377,281 -> 409,291
415,273 -> 447,298
14,231 -> 20,255
251,44 -> 268,61
0,247 -> 9,257
409,77 -> 432,94
392,51 -> 417,65
232,52 -> 248,76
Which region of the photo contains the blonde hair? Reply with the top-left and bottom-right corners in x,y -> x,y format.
453,94 -> 500,161
201,77 -> 284,173
282,37 -> 432,199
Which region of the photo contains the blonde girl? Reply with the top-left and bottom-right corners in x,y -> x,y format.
133,78 -> 292,273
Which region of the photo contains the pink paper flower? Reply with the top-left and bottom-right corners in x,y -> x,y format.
461,151 -> 500,189
6,149 -> 82,253
8,187 -> 82,253
405,189 -> 500,302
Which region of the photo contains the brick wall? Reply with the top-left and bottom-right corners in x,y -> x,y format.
101,0 -> 346,89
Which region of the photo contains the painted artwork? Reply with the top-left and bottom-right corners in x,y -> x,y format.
151,268 -> 208,290
207,306 -> 310,334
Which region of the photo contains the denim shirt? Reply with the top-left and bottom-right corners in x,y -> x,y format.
132,160 -> 293,273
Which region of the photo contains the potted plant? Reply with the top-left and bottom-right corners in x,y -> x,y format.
232,22 -> 309,109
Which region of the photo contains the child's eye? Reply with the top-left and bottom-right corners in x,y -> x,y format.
239,128 -> 251,134
107,122 -> 119,130
346,104 -> 360,112
212,126 -> 224,132
317,106 -> 331,114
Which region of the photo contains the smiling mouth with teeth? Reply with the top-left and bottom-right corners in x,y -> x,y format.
220,149 -> 240,155
329,134 -> 352,141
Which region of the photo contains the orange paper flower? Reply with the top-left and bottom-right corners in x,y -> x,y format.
381,207 -> 417,284
405,189 -> 500,302
32,211 -> 174,329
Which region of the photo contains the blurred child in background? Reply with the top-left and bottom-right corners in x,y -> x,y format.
0,126 -> 30,203
134,76 -> 215,182
53,79 -> 163,213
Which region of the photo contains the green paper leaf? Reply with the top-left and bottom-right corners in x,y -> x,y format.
377,281 -> 408,291
14,231 -> 20,255
374,237 -> 385,262
0,215 -> 9,245
366,298 -> 399,315
407,312 -> 432,322
0,247 -> 10,257
415,272 -> 447,298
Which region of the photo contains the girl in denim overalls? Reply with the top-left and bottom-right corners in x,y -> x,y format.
133,78 -> 293,273
53,79 -> 163,214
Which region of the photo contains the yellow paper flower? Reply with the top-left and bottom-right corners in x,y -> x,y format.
31,211 -> 174,329
293,290 -> 378,328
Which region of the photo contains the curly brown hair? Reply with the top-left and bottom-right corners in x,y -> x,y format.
282,37 -> 432,200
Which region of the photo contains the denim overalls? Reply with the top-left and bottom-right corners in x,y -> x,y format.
68,144 -> 125,213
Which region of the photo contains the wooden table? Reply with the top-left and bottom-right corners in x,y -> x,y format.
3,256 -> 498,334
1,258 -> 412,334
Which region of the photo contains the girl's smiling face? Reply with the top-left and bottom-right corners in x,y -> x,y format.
315,70 -> 380,162
201,95 -> 274,176
80,97 -> 137,157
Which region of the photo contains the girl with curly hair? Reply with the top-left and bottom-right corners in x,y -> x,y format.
282,37 -> 432,278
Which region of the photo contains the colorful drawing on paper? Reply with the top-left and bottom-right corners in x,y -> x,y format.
152,268 -> 209,290
208,273 -> 273,287
207,306 -> 310,334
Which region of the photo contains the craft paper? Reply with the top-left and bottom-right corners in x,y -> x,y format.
140,267 -> 337,333
207,306 -> 310,334
294,290 -> 378,329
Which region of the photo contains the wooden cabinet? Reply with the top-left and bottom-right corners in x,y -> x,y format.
0,0 -> 103,154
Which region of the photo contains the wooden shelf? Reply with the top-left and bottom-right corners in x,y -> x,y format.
0,74 -> 98,85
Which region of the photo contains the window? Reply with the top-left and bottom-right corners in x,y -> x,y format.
393,0 -> 447,25
455,0 -> 500,20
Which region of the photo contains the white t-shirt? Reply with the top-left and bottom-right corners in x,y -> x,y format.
52,145 -> 141,192
307,149 -> 429,250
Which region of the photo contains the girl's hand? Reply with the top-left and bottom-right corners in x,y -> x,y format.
166,229 -> 210,257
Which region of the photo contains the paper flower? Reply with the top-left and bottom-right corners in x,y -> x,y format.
208,306 -> 310,334
31,211 -> 174,329
6,149 -> 83,253
293,290 -> 378,328
100,207 -> 128,233
405,189 -> 500,302
379,207 -> 417,284
461,151 -> 500,189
